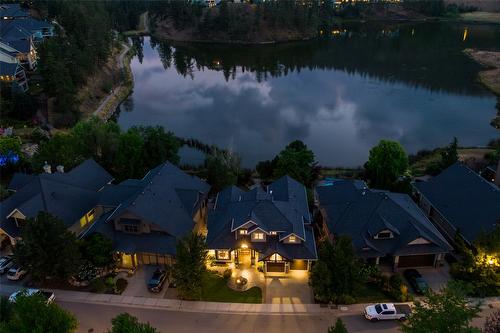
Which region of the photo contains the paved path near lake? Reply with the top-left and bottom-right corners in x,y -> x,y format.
93,41 -> 131,119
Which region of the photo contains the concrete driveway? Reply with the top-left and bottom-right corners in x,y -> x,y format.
415,263 -> 451,292
265,270 -> 312,304
121,266 -> 169,298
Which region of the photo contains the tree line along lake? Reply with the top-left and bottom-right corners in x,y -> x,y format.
117,21 -> 500,168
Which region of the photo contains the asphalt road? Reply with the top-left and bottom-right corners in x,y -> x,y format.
58,301 -> 401,333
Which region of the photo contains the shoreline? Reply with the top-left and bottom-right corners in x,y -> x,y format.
464,48 -> 500,129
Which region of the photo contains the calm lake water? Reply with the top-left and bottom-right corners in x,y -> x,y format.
117,22 -> 500,167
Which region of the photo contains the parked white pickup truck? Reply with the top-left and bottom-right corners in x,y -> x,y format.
364,303 -> 411,322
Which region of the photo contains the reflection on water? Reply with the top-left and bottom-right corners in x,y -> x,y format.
118,21 -> 499,167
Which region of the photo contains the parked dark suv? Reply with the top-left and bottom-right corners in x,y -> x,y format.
147,269 -> 167,293
403,269 -> 429,294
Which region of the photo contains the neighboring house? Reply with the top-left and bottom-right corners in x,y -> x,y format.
413,162 -> 500,247
0,39 -> 37,70
0,4 -> 29,20
0,160 -> 114,245
206,176 -> 317,274
1,18 -> 54,41
315,179 -> 452,271
0,49 -> 28,91
85,162 -> 210,269
481,161 -> 500,186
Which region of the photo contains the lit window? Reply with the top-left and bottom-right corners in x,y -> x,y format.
239,229 -> 247,235
288,235 -> 296,243
270,231 -> 277,235
270,253 -> 283,261
252,232 -> 264,240
216,250 -> 230,260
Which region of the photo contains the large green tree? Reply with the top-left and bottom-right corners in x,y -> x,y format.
310,237 -> 365,303
14,212 -> 81,281
205,150 -> 240,193
80,233 -> 115,268
273,140 -> 315,186
365,140 -> 408,189
401,282 -> 481,333
107,313 -> 159,333
173,233 -> 207,300
0,293 -> 78,333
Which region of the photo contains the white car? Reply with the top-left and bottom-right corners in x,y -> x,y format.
9,289 -> 55,304
6,266 -> 27,280
364,303 -> 411,322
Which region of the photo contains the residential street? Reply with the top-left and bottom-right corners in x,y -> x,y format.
58,301 -> 401,333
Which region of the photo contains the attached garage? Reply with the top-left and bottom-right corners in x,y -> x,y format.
398,254 -> 435,268
290,259 -> 308,270
266,262 -> 286,273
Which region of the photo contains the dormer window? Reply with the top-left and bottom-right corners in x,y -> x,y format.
288,235 -> 296,243
239,229 -> 247,235
124,225 -> 139,233
270,231 -> 277,235
251,232 -> 265,241
374,230 -> 393,239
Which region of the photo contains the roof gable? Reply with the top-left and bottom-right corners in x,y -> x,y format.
414,163 -> 500,242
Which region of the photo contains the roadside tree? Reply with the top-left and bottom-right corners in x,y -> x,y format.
14,212 -> 81,281
0,293 -> 78,333
173,233 -> 208,300
107,313 -> 159,333
401,281 -> 481,333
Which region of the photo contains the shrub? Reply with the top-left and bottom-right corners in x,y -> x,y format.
223,268 -> 232,281
89,278 -> 106,293
105,276 -> 116,289
115,278 -> 128,294
336,294 -> 356,305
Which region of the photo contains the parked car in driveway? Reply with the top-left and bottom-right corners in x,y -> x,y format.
364,303 -> 411,322
404,269 -> 429,294
9,289 -> 55,304
0,256 -> 14,274
7,265 -> 27,280
147,269 -> 167,293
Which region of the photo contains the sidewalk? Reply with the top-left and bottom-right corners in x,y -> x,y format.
1,284 -> 498,315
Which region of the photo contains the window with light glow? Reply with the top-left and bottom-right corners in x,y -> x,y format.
288,235 -> 297,242
252,232 -> 264,240
239,229 -> 247,235
216,250 -> 230,260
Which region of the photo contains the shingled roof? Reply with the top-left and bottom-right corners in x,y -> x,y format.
413,162 -> 500,243
83,162 -> 210,256
207,176 -> 317,260
316,180 -> 452,258
0,160 -> 113,237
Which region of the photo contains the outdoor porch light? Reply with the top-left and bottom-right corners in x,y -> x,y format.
241,243 -> 248,249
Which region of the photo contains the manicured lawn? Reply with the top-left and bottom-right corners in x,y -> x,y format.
354,283 -> 393,303
201,272 -> 262,303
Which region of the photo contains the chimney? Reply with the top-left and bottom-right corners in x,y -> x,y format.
495,160 -> 500,187
56,165 -> 64,173
43,161 -> 52,174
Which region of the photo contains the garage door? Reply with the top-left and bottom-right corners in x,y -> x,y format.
398,254 -> 435,268
266,262 -> 286,273
290,260 -> 308,270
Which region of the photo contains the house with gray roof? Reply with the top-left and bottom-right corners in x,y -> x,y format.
413,162 -> 500,246
0,160 -> 113,244
85,162 -> 210,268
207,176 -> 317,274
315,179 -> 452,271
0,48 -> 28,91
1,159 -> 210,269
0,4 -> 29,20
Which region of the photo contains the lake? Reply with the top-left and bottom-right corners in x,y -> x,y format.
117,21 -> 500,167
